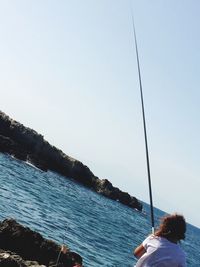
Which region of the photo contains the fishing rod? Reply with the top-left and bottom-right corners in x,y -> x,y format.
130,7 -> 155,234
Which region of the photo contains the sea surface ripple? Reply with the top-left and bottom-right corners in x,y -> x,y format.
0,153 -> 199,266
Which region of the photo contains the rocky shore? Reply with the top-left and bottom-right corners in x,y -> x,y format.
0,110 -> 142,211
0,218 -> 82,267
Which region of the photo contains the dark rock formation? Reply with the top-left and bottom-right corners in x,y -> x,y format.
0,218 -> 82,267
0,249 -> 44,267
0,110 -> 142,211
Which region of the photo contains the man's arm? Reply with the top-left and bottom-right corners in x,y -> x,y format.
133,243 -> 146,259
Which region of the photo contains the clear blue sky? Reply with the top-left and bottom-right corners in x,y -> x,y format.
0,0 -> 200,228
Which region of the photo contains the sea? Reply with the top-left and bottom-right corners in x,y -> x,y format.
0,153 -> 199,266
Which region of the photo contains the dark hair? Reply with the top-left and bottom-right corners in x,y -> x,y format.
71,252 -> 82,265
155,213 -> 186,241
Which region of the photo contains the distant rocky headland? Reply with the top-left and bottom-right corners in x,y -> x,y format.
0,218 -> 82,266
0,110 -> 142,211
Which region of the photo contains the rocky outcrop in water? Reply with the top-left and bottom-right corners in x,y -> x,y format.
0,218 -> 82,267
0,110 -> 142,211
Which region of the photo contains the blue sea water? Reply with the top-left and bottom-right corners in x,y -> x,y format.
0,153 -> 199,266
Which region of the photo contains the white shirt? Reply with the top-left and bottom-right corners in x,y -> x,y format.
135,235 -> 186,267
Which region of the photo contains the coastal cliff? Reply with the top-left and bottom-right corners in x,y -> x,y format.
0,110 -> 142,211
0,218 -> 82,267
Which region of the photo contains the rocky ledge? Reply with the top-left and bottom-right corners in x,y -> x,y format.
0,110 -> 142,211
0,218 -> 82,267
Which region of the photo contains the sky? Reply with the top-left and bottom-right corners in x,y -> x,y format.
0,0 -> 200,228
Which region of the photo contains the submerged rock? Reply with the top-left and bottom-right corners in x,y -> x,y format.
0,218 -> 82,267
0,110 -> 142,211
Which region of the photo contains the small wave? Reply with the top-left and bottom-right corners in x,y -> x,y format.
0,153 -> 199,266
25,161 -> 42,171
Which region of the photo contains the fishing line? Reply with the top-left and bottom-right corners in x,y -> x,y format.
56,226 -> 69,267
56,248 -> 62,267
130,1 -> 155,234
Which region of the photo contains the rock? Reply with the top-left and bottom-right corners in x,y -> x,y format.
0,250 -> 46,266
25,260 -> 46,267
0,110 -> 142,211
0,250 -> 26,267
94,179 -> 142,210
0,219 -> 82,267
